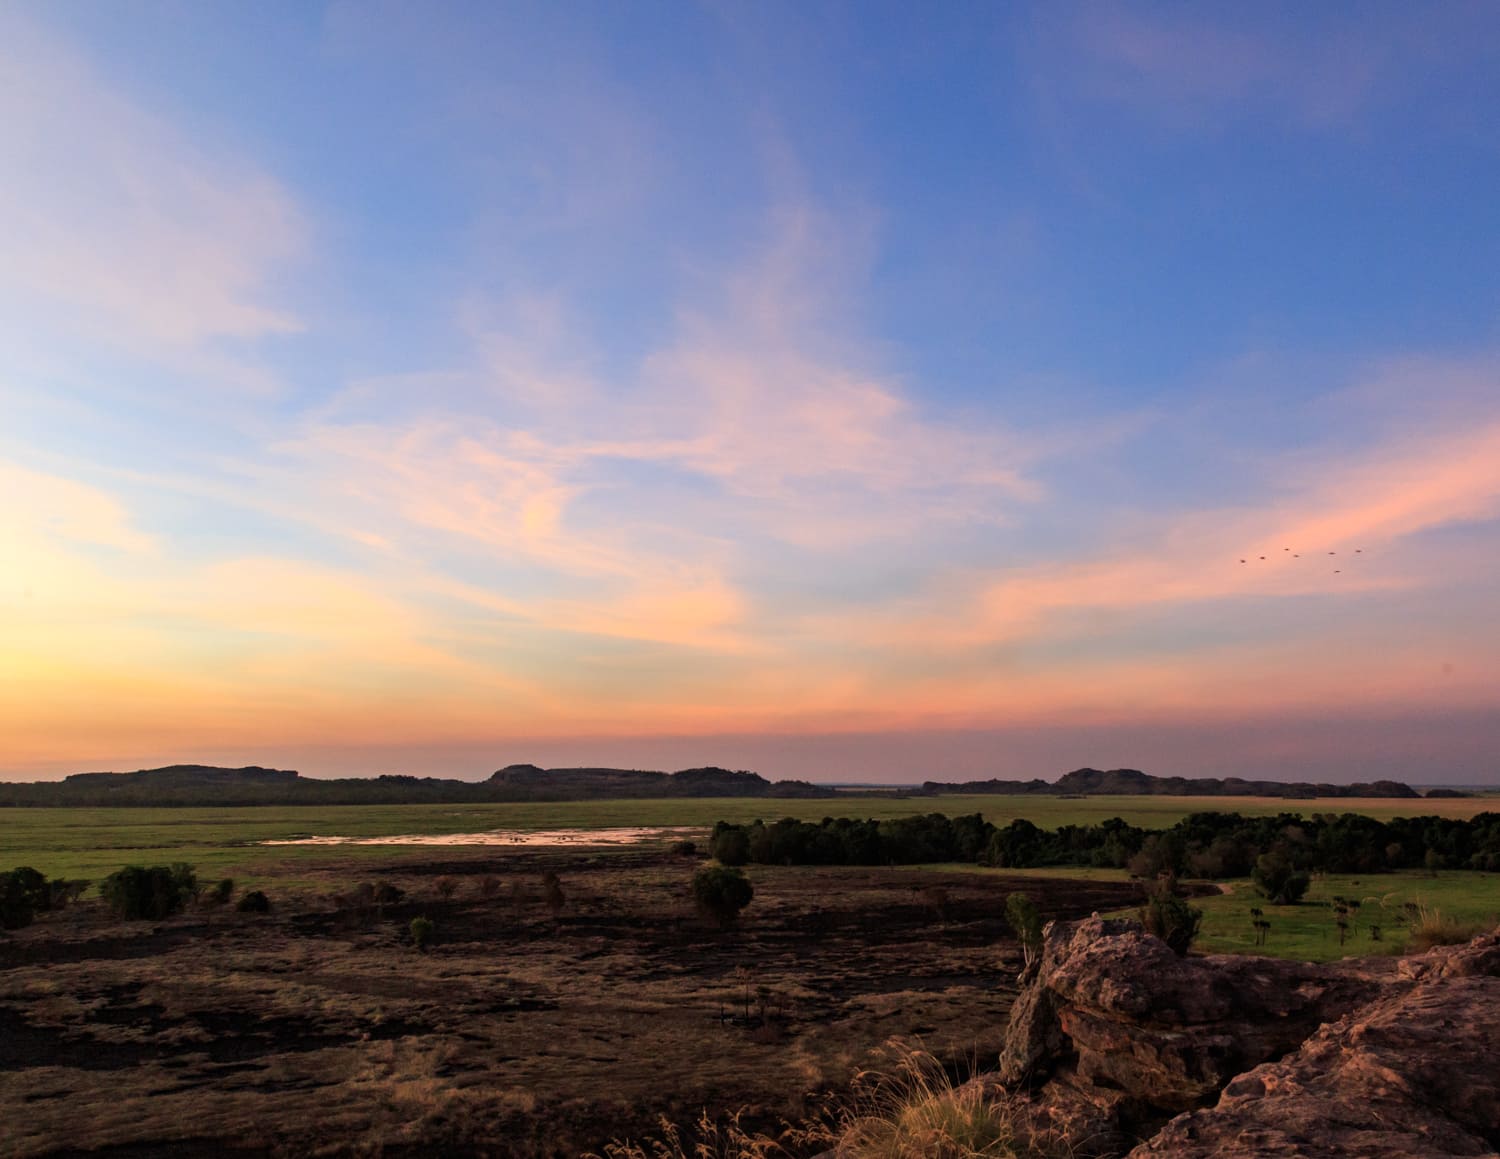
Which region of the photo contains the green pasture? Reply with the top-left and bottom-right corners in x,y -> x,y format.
939,863 -> 1500,963
1192,871 -> 1500,962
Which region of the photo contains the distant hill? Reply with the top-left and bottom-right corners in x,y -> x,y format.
0,763 -> 833,806
487,764 -> 830,799
921,767 -> 1422,799
64,764 -> 301,788
0,762 -> 1439,807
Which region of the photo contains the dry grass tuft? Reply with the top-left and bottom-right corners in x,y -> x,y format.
1407,902 -> 1487,952
833,1041 -> 1078,1159
590,1040 -> 1081,1159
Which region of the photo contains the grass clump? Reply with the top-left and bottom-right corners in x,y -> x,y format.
591,1041 -> 1080,1159
1406,902 -> 1487,952
834,1043 -> 1077,1159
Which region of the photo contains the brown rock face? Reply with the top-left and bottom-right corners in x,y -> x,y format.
999,917 -> 1392,1139
1130,931 -> 1500,1158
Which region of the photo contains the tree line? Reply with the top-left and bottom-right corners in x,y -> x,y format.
708,810 -> 1500,877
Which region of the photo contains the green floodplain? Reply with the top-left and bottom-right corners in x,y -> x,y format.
4,792 -> 1498,964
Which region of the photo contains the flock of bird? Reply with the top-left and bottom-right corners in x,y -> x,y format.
1239,547 -> 1362,574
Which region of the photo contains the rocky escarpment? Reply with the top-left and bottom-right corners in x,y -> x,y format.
999,917 -> 1500,1157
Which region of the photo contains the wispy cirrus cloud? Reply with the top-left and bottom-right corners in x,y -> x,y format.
1044,3 -> 1500,131
0,10 -> 305,362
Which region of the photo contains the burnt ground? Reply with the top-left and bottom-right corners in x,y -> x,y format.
0,851 -> 1140,1157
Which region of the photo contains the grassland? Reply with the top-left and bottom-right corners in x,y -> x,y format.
1192,870 -> 1500,961
3,792 -> 1494,886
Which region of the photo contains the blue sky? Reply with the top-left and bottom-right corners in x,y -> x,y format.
2,2 -> 1498,782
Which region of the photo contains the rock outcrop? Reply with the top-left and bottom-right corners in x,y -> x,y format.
999,916 -> 1390,1137
999,917 -> 1500,1156
1129,931 -> 1500,1158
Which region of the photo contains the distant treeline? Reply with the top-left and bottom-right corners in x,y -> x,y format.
708,810 -> 1500,875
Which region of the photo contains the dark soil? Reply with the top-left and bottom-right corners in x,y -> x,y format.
0,850 -> 1139,1157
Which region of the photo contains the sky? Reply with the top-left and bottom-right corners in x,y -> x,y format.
2,2 -> 1499,784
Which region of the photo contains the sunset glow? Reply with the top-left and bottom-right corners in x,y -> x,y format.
3,4 -> 1498,782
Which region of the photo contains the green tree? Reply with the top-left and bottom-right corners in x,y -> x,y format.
1251,849 -> 1310,905
693,865 -> 754,929
1139,874 -> 1202,956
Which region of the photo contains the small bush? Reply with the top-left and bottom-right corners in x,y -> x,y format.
692,865 -> 754,929
1139,874 -> 1202,956
170,862 -> 200,904
542,871 -> 565,918
410,915 -> 434,951
434,877 -> 459,900
101,865 -> 189,921
205,878 -> 235,906
1004,893 -> 1043,970
670,839 -> 697,857
236,890 -> 271,914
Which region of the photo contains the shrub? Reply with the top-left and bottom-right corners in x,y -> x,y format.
100,865 -> 189,921
373,881 -> 405,906
48,878 -> 89,909
1,867 -> 48,930
1139,874 -> 1202,956
434,877 -> 459,900
1252,849 -> 1310,905
670,839 -> 697,857
236,890 -> 271,914
692,865 -> 754,929
205,878 -> 235,906
410,915 -> 434,951
1003,893 -> 1043,971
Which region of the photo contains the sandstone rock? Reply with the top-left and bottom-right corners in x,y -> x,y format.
1129,966 -> 1500,1157
999,916 -> 1389,1134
